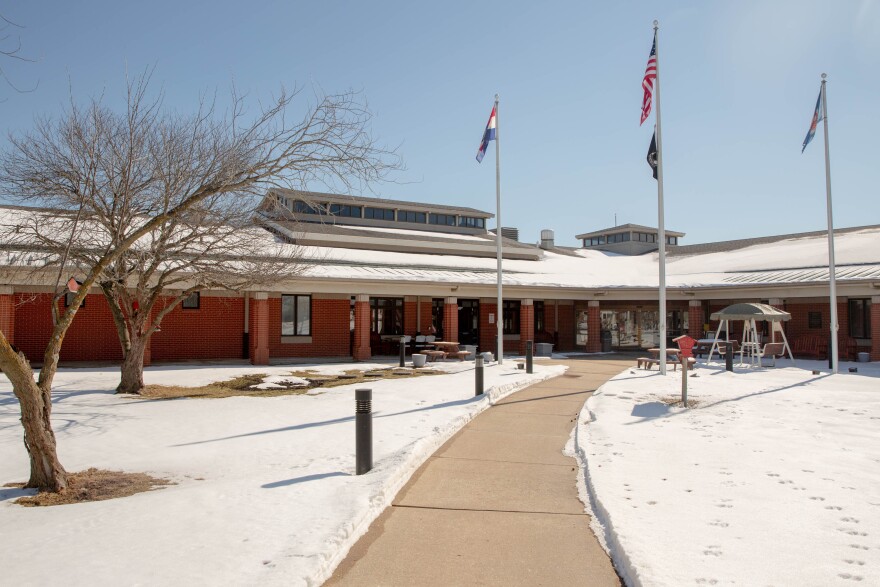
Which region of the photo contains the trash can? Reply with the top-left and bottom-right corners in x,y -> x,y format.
462,345 -> 477,360
601,331 -> 612,353
412,353 -> 427,368
858,352 -> 869,363
535,342 -> 553,357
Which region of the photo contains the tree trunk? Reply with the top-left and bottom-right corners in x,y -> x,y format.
116,334 -> 147,394
0,336 -> 68,492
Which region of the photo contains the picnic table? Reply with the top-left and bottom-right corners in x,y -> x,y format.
425,341 -> 471,361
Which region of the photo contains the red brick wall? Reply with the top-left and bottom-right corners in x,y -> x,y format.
267,297 -> 351,358
14,293 -> 122,362
519,303 -> 534,355
404,300 -> 418,337
0,294 -> 14,344
443,301 -> 458,344
586,305 -> 601,352
688,303 -> 703,338
151,296 -> 244,361
352,299 -> 370,360
783,301 -> 848,344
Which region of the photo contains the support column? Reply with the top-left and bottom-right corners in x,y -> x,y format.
352,294 -> 371,361
404,296 -> 418,337
443,297 -> 458,343
250,292 -> 270,365
0,286 -> 14,346
586,301 -> 601,353
871,296 -> 880,362
519,299 -> 534,355
688,300 -> 703,339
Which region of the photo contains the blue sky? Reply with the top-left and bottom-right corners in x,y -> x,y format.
2,1 -> 878,246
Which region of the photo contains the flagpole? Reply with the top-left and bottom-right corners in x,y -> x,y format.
494,93 -> 504,365
653,20 -> 668,375
821,73 -> 838,374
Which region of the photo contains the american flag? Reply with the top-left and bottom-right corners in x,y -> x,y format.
640,32 -> 657,125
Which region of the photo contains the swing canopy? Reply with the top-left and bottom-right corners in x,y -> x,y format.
710,303 -> 791,322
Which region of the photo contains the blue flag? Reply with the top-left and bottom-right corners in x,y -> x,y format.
802,89 -> 824,153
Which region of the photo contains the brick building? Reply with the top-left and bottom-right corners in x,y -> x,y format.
1,189 -> 878,365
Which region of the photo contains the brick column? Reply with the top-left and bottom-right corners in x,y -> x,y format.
871,296 -> 880,362
0,286 -> 14,346
443,297 -> 458,342
250,292 -> 270,365
519,299 -> 534,355
352,294 -> 371,361
688,300 -> 703,339
404,296 -> 418,337
586,301 -> 601,353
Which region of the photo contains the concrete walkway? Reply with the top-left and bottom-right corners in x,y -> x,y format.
326,356 -> 631,587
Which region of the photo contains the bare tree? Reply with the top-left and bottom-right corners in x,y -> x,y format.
0,74 -> 398,491
0,13 -> 37,95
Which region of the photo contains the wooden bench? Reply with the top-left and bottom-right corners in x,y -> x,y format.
637,357 -> 680,371
448,350 -> 471,361
792,335 -> 826,359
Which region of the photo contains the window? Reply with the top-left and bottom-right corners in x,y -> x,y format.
64,291 -> 83,307
534,301 -> 545,333
808,311 -> 822,329
606,232 -> 631,244
635,232 -> 657,243
503,300 -> 520,334
293,200 -> 322,215
397,210 -> 426,224
182,292 -> 200,309
849,299 -> 871,338
329,204 -> 362,218
666,236 -> 678,245
458,216 -> 485,229
429,213 -> 457,226
281,294 -> 311,336
370,297 -> 404,335
364,207 -> 395,221
584,236 -> 606,247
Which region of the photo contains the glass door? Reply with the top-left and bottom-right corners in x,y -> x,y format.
457,299 -> 480,346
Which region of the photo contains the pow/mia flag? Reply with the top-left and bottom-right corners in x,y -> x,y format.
646,131 -> 658,180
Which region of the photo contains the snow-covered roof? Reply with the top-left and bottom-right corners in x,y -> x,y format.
2,205 -> 880,293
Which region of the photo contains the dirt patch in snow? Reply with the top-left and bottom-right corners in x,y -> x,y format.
7,468 -> 174,507
141,368 -> 439,399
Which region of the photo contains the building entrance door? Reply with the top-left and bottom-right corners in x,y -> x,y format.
458,299 -> 480,346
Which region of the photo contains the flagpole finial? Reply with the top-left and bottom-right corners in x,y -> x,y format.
821,73 -> 827,80
495,93 -> 499,102
653,19 -> 658,28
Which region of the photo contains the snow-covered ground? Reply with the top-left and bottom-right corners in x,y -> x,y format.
0,359 -> 564,586
572,358 -> 880,586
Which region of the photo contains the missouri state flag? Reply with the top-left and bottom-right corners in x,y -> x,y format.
802,88 -> 824,153
476,105 -> 497,163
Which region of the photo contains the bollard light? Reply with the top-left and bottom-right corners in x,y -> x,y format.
355,388 -> 372,475
475,355 -> 484,396
526,340 -> 533,374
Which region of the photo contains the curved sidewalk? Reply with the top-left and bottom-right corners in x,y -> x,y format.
326,356 -> 631,586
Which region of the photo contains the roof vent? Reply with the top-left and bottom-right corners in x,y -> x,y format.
540,229 -> 555,249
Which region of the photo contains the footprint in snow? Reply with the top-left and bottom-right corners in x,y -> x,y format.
837,528 -> 868,537
709,520 -> 729,528
826,505 -> 844,511
703,546 -> 723,557
838,573 -> 864,582
849,544 -> 869,551
841,517 -> 860,523
844,560 -> 866,566
695,579 -> 719,585
810,496 -> 826,501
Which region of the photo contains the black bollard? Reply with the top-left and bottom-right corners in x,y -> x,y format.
399,338 -> 406,368
355,388 -> 372,475
828,340 -> 833,370
475,355 -> 484,396
526,340 -> 533,374
725,342 -> 734,372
